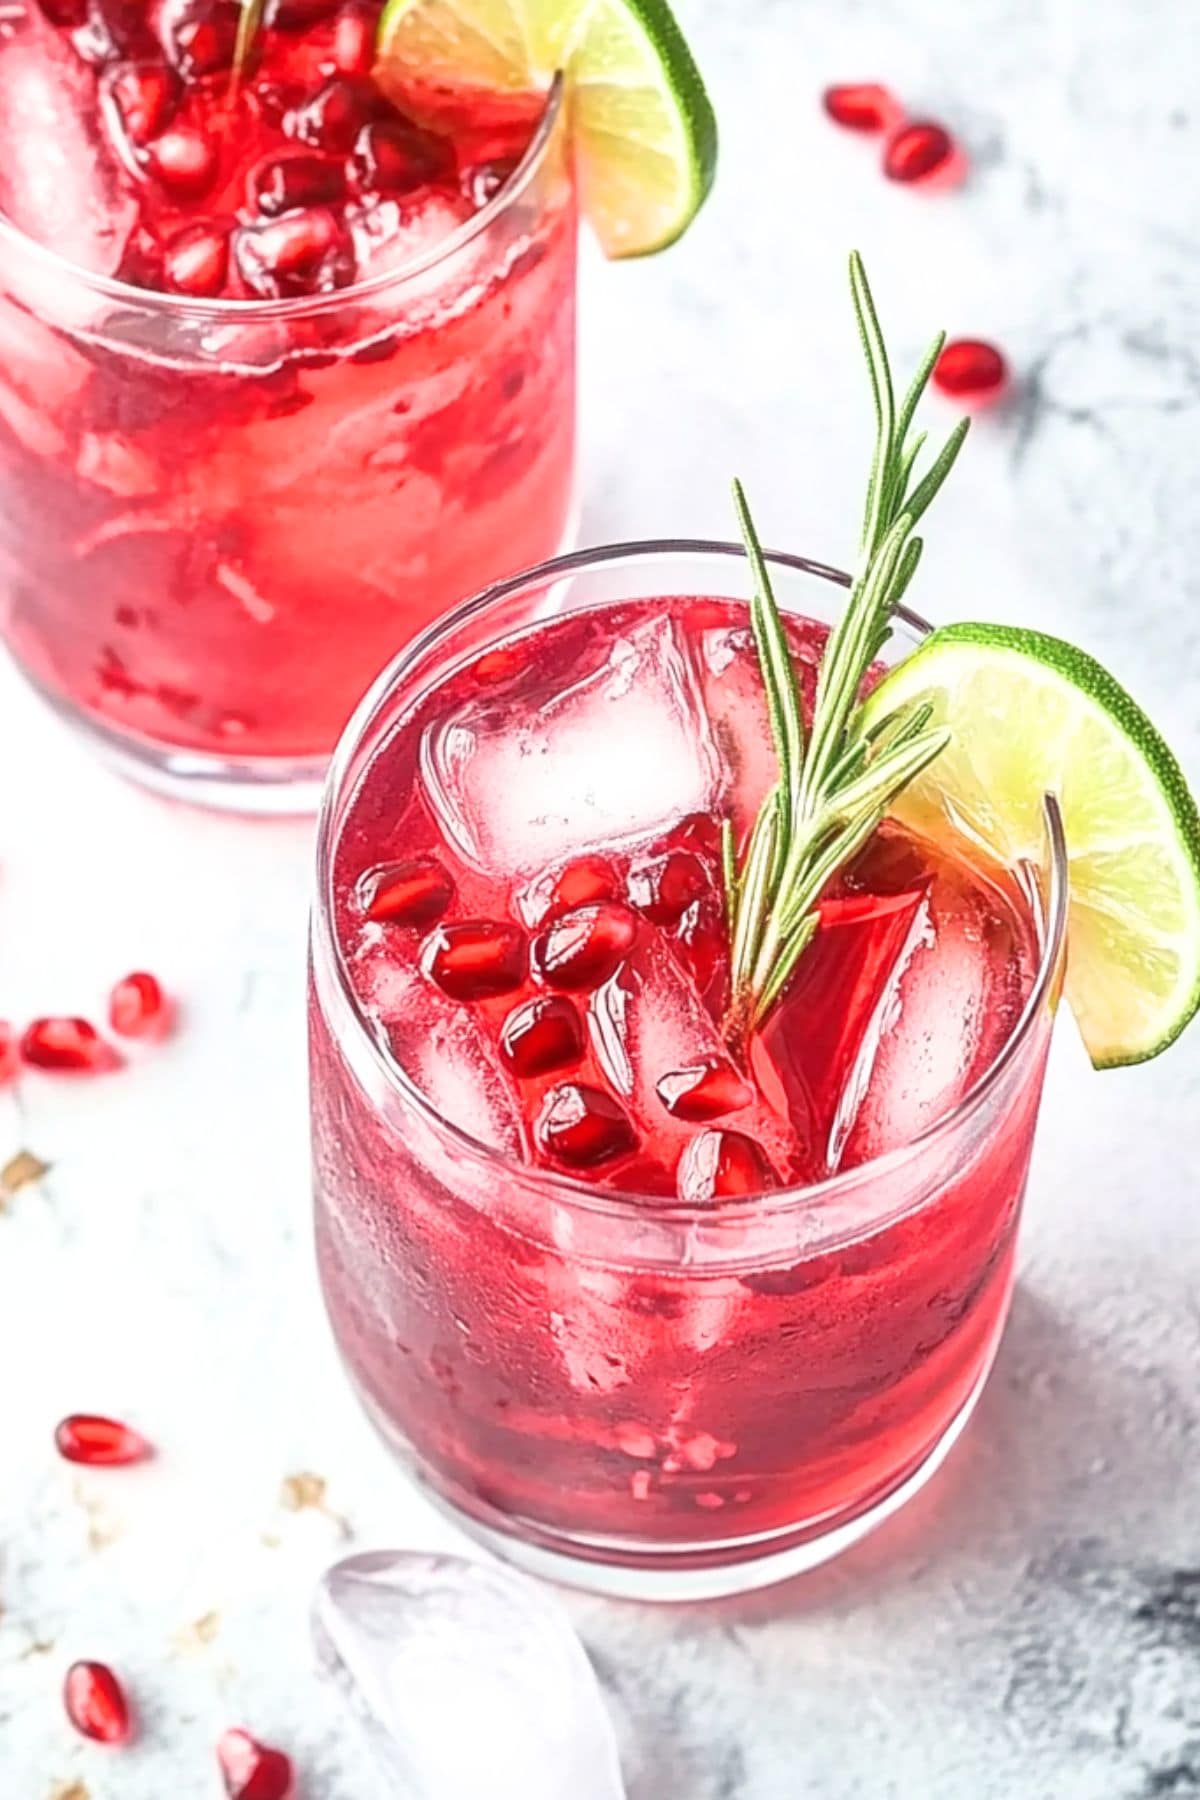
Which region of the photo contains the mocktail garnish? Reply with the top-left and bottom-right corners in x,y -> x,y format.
724,252 -> 968,1042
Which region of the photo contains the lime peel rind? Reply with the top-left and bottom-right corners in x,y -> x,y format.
859,620 -> 1200,1069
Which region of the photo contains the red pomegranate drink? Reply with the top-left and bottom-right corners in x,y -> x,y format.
0,0 -> 577,804
310,540 -> 1067,1597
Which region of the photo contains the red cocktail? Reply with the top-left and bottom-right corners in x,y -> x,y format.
310,543 -> 1068,1598
0,0 -> 575,807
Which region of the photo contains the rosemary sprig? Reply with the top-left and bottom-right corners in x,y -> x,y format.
231,0 -> 268,88
723,251 -> 969,1045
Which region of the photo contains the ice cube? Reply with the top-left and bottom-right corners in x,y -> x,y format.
422,615 -> 725,880
359,945 -> 523,1157
589,930 -> 801,1182
696,623 -> 821,836
347,192 -> 475,283
0,2 -> 136,286
313,1550 -> 626,1800
839,857 -> 1032,1166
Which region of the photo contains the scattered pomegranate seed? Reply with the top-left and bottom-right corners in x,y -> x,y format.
933,337 -> 1008,404
103,62 -> 179,146
531,902 -> 638,991
21,1017 -> 118,1073
253,152 -> 347,215
288,76 -> 382,153
656,1058 -> 754,1123
351,118 -> 449,192
500,996 -> 584,1079
421,920 -> 526,1000
144,125 -> 219,197
55,1413 -> 151,1466
331,3 -> 374,75
883,120 -> 955,184
358,857 -> 454,927
626,850 -> 708,925
217,1727 -> 294,1800
822,82 -> 900,134
677,1129 -> 779,1204
162,221 -> 230,296
108,971 -> 171,1038
161,0 -> 239,77
0,1021 -> 17,1083
462,157 -> 517,208
63,1661 -> 132,1745
536,1083 -> 637,1168
234,207 -> 354,297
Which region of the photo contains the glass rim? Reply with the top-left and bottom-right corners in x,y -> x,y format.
313,536 -> 1070,1228
0,73 -> 566,322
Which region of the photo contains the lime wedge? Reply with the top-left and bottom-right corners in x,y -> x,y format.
374,0 -> 717,256
858,622 -> 1200,1068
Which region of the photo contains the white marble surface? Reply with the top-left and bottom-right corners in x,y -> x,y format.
3,0 -> 1199,1795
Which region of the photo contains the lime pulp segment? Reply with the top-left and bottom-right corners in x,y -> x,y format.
374,0 -> 717,255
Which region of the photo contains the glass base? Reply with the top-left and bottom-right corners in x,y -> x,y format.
370,1360 -> 992,1604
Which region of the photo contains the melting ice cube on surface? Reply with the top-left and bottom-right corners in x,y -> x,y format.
421,615 -> 725,879
0,1 -> 136,283
313,1550 -> 626,1800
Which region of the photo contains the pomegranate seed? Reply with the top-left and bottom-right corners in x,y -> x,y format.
217,1727 -> 294,1800
0,1021 -> 17,1083
462,157 -> 517,208
421,920 -> 526,1000
677,1129 -> 779,1204
933,337 -> 1008,405
522,855 -> 617,925
358,857 -> 454,927
163,221 -> 230,296
626,850 -> 708,925
288,76 -> 382,153
103,62 -> 178,146
822,82 -> 900,133
536,1083 -> 637,1169
63,1661 -> 132,1744
144,125 -> 218,197
656,1058 -> 754,1123
500,996 -> 584,1078
55,1413 -> 150,1465
531,902 -> 638,992
161,0 -> 239,77
351,118 -> 449,193
253,153 -> 347,215
332,4 -> 374,76
234,208 -> 355,297
21,1017 -> 118,1073
118,224 -> 165,288
883,120 -> 955,184
108,970 -> 171,1037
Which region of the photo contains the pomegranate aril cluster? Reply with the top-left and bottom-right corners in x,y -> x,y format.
53,0 -> 517,302
6,973 -> 172,1077
363,826 -> 783,1196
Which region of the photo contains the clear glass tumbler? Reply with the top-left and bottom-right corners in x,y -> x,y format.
0,83 -> 575,811
309,541 -> 1068,1599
